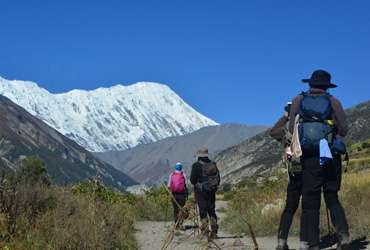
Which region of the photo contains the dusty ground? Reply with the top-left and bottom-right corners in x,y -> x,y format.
134,200 -> 369,250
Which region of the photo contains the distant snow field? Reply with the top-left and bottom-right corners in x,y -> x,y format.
0,76 -> 217,152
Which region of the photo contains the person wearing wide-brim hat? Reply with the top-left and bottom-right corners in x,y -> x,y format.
301,69 -> 338,89
286,70 -> 350,250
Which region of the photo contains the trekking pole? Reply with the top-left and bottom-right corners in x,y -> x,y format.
236,212 -> 258,250
164,189 -> 169,229
192,187 -> 200,236
326,206 -> 334,235
237,201 -> 259,250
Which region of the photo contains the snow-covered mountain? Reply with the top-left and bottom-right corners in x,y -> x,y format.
0,76 -> 217,152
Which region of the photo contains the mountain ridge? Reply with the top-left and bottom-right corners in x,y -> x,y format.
0,76 -> 217,152
95,123 -> 267,185
0,94 -> 137,189
215,100 -> 370,183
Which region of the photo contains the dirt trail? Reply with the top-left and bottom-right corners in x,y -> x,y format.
134,200 -> 369,249
134,200 -> 300,250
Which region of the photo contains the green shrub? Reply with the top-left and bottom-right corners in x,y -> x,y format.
134,187 -> 173,221
72,178 -> 136,205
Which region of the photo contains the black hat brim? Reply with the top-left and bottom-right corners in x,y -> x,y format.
302,79 -> 338,88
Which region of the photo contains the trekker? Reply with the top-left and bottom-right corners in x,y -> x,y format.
190,148 -> 220,240
272,102 -> 346,250
271,102 -> 303,250
168,162 -> 188,229
288,70 -> 350,250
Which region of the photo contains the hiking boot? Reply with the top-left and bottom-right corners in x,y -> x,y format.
276,238 -> 289,250
337,238 -> 350,250
299,241 -> 320,250
209,231 -> 218,240
210,217 -> 219,234
276,244 -> 289,250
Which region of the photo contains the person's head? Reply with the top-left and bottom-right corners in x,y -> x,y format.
196,148 -> 209,161
284,102 -> 292,113
175,162 -> 183,171
302,70 -> 338,90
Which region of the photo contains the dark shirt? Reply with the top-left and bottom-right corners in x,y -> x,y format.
190,157 -> 210,185
190,157 -> 220,187
288,88 -> 348,137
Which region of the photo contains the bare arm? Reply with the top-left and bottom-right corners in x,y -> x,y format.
270,115 -> 289,142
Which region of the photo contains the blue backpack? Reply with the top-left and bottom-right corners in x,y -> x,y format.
298,92 -> 334,152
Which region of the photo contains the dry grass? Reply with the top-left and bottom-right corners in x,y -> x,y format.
0,157 -> 137,250
223,168 -> 370,239
132,187 -> 174,221
0,184 -> 137,250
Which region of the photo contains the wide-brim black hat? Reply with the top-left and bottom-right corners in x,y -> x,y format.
302,69 -> 338,88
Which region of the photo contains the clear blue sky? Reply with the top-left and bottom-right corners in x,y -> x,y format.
1,0 -> 369,125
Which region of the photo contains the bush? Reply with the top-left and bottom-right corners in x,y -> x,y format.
14,156 -> 50,185
0,156 -> 137,249
0,157 -> 53,238
31,188 -> 136,250
133,186 -> 173,221
72,178 -> 136,205
361,142 -> 370,149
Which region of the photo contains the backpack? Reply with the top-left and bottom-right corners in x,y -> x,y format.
198,161 -> 220,192
170,172 -> 185,193
298,92 -> 334,152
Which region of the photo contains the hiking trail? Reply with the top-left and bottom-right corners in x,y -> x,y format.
135,200 -> 370,249
134,200 -> 302,250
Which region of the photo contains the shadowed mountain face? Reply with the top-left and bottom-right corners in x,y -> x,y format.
215,100 -> 370,184
95,124 -> 267,185
0,95 -> 137,190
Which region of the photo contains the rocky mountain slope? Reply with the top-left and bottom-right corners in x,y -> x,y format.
0,76 -> 216,152
95,124 -> 267,185
0,95 -> 137,189
216,100 -> 370,183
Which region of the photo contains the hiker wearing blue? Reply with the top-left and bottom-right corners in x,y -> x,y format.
272,103 -> 346,250
288,70 -> 349,250
168,162 -> 188,229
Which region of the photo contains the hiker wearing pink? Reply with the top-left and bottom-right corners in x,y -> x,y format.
168,162 -> 188,228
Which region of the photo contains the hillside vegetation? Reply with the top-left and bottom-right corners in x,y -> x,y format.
222,139 -> 370,239
216,100 -> 370,184
0,156 -> 175,250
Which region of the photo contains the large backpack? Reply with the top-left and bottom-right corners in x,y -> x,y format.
298,92 -> 334,152
198,161 -> 220,192
170,172 -> 185,193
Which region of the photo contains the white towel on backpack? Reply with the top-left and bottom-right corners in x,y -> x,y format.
291,115 -> 302,158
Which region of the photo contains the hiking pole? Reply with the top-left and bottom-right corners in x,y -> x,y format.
165,189 -> 169,229
236,212 -> 258,250
326,206 -> 334,235
237,201 -> 259,250
193,187 -> 200,236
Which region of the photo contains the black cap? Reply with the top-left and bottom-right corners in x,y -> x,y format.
302,70 -> 337,88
